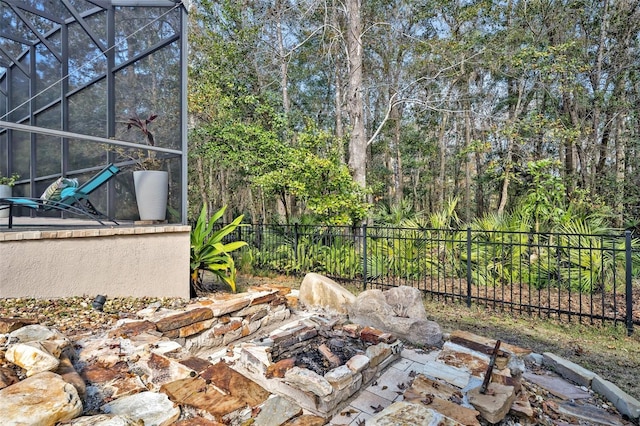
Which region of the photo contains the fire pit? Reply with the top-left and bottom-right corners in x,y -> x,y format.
235,314 -> 403,418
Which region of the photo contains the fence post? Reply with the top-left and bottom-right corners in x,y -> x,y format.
466,227 -> 472,308
362,223 -> 368,291
294,223 -> 299,264
625,230 -> 634,336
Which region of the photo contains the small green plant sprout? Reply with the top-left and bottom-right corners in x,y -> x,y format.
0,173 -> 20,186
190,205 -> 247,295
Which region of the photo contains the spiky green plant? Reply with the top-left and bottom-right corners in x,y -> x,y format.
190,205 -> 247,295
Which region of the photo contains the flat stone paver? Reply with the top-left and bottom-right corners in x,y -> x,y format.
369,365 -> 415,401
523,371 -> 591,400
400,348 -> 440,364
390,357 -> 414,371
329,408 -> 362,425
349,389 -> 395,415
421,360 -> 472,388
558,401 -> 624,426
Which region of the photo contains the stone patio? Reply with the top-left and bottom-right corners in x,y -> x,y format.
1,281 -> 639,425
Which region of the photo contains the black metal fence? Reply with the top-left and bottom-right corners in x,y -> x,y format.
236,223 -> 639,335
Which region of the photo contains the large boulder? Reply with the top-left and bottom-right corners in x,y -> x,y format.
0,371 -> 83,425
102,392 -> 180,426
348,286 -> 442,347
299,273 -> 356,314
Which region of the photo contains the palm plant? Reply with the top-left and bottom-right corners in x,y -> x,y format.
556,217 -> 622,293
190,205 -> 247,295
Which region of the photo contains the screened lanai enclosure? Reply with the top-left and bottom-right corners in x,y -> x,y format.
0,0 -> 188,223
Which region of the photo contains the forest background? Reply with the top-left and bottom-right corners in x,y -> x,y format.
187,0 -> 640,232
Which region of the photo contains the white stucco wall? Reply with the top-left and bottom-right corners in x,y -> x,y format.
0,226 -> 191,299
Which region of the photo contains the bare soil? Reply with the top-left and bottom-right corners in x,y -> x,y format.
374,276 -> 640,325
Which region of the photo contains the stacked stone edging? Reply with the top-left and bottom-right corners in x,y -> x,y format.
236,315 -> 403,418
0,285 -> 300,425
541,351 -> 640,420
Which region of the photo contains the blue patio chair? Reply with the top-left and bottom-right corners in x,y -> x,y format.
0,164 -> 121,229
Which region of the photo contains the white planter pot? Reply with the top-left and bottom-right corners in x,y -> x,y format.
133,170 -> 168,221
0,185 -> 11,218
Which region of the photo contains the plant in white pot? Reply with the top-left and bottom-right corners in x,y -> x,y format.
123,113 -> 169,221
0,173 -> 19,219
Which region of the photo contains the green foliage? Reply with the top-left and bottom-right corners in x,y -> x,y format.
0,173 -> 20,187
190,205 -> 247,294
518,159 -> 566,232
255,126 -> 370,225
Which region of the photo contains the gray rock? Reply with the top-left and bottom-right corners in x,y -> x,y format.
384,286 -> 428,319
592,375 -> 640,420
523,371 -> 591,400
542,352 -> 596,387
254,395 -> 302,426
525,352 -> 544,366
348,287 -> 442,346
557,401 -> 624,426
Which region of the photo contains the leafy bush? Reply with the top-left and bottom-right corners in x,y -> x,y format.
190,205 -> 247,295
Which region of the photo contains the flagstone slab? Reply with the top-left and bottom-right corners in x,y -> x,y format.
449,329 -> 530,364
557,401 -> 624,426
102,391 -> 180,426
282,414 -> 326,426
437,341 -> 490,377
0,317 -> 38,333
161,378 -> 246,420
163,318 -> 216,338
592,375 -> 640,420
155,308 -> 214,332
81,361 -> 130,384
523,371 -> 591,400
66,414 -> 142,425
200,361 -> 270,407
254,395 -> 303,426
178,356 -> 213,373
368,401 -> 463,426
422,360 -> 471,388
404,394 -> 480,425
542,352 -> 596,387
404,374 -> 461,401
108,320 -> 157,338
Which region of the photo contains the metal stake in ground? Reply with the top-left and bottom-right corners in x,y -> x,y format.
480,339 -> 501,394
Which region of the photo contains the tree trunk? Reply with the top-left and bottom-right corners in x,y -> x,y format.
437,112 -> 449,212
346,0 -> 366,189
276,1 -> 290,116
